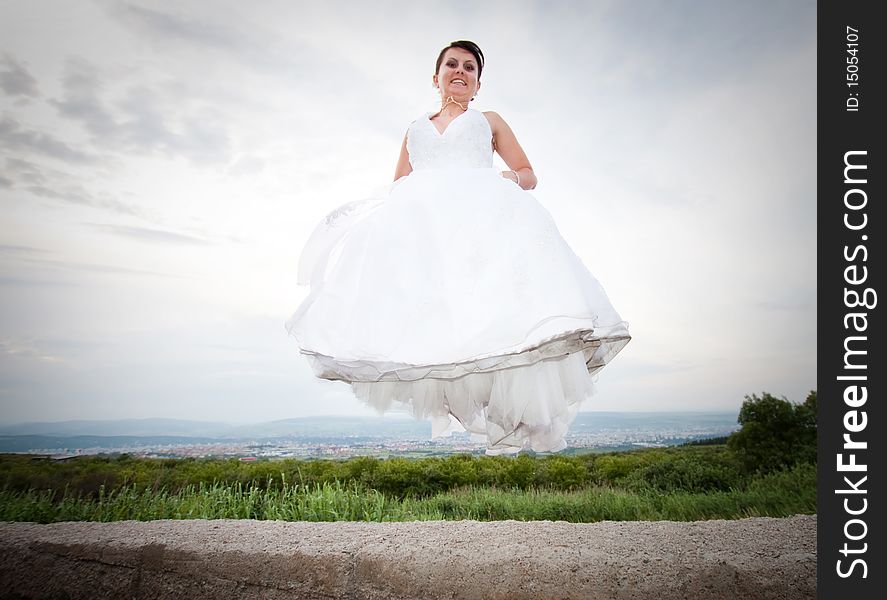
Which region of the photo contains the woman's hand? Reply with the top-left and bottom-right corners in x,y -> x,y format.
486,111 -> 537,189
393,131 -> 412,181
501,170 -> 519,184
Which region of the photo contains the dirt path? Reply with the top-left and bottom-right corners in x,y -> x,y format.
0,515 -> 816,599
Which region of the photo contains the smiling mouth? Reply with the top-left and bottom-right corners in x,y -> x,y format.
451,79 -> 467,86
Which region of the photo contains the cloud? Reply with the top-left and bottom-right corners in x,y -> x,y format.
22,258 -> 176,278
0,338 -> 65,363
48,58 -> 117,138
102,1 -> 326,78
97,1 -> 387,123
87,222 -> 213,246
1,247 -> 179,278
0,275 -> 78,288
20,179 -> 137,216
3,157 -> 143,217
45,58 -> 231,164
0,243 -> 52,257
114,84 -> 231,163
4,157 -> 49,185
0,116 -> 98,164
23,183 -> 98,206
107,2 -> 249,52
228,155 -> 265,177
597,0 -> 814,90
0,54 -> 39,99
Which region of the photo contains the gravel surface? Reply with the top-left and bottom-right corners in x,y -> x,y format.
0,515 -> 816,599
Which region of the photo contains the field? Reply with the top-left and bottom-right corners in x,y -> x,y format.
0,444 -> 815,523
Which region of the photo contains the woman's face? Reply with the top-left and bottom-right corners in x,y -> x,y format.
434,47 -> 480,102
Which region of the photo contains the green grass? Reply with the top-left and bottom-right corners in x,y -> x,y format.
0,445 -> 748,499
0,453 -> 815,524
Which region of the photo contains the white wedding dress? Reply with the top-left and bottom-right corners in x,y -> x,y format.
286,108 -> 630,454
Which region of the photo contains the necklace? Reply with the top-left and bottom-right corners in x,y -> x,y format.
435,95 -> 468,118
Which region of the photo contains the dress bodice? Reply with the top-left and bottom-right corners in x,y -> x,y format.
406,109 -> 494,170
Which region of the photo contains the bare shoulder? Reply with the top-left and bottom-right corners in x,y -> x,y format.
482,110 -> 507,131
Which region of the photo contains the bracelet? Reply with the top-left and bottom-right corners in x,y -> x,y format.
512,170 -> 521,187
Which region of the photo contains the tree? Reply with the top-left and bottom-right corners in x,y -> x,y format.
727,391 -> 817,473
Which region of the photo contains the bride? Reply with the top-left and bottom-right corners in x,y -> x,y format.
287,40 -> 630,455
394,42 -> 537,190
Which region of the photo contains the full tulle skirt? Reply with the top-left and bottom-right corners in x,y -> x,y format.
286,166 -> 630,454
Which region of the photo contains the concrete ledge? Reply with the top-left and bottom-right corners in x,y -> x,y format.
0,516 -> 815,599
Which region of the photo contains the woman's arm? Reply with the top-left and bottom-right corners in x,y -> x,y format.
484,111 -> 537,190
393,132 -> 412,181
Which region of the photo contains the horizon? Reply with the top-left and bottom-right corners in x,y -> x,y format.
0,408 -> 742,429
0,410 -> 741,458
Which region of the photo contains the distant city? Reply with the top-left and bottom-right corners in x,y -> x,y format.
0,412 -> 740,459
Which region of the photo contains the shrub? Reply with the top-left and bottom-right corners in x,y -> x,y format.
727,391 -> 817,474
540,456 -> 588,490
625,456 -> 741,493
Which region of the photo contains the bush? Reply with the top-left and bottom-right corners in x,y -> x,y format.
727,391 -> 817,474
540,456 -> 588,490
625,456 -> 741,493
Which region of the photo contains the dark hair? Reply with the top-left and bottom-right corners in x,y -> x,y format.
435,40 -> 484,80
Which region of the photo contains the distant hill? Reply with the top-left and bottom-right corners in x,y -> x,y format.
0,415 -> 432,440
0,418 -> 234,438
225,416 -> 431,439
0,412 -> 738,451
0,412 -> 738,440
0,434 -> 224,454
570,411 -> 738,432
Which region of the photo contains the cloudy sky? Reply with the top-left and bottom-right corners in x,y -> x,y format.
0,0 -> 816,425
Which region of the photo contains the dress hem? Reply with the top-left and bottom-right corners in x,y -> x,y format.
298,328 -> 631,383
